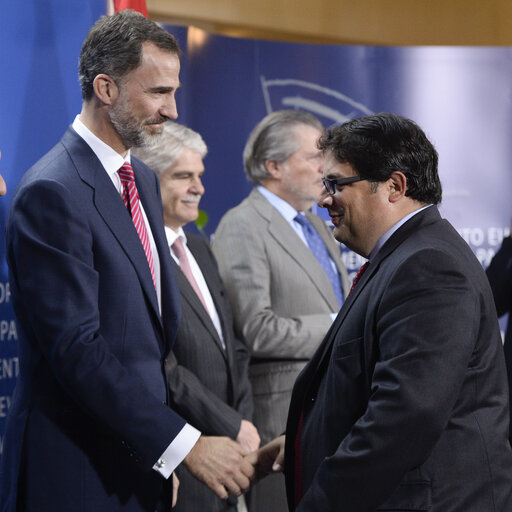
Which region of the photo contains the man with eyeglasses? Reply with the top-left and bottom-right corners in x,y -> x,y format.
249,113 -> 512,512
212,109 -> 350,512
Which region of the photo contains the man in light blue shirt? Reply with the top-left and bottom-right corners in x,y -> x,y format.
213,109 -> 350,512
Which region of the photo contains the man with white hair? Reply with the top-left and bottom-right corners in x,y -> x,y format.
134,122 -> 259,512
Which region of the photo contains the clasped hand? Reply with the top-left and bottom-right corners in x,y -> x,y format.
184,434 -> 285,500
244,434 -> 286,482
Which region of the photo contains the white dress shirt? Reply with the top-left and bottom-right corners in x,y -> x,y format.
72,115 -> 200,479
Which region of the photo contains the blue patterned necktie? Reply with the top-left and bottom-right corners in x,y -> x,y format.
294,213 -> 343,307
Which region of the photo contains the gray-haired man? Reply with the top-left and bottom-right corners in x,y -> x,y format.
134,122 -> 259,512
212,110 -> 350,512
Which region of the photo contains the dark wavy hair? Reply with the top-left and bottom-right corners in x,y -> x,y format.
79,9 -> 181,101
318,113 -> 442,204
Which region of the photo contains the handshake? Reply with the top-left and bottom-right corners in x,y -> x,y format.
184,430 -> 286,500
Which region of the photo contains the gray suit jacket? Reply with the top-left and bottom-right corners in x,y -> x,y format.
212,188 -> 350,444
166,233 -> 253,512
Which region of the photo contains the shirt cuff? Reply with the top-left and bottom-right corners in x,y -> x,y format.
152,423 -> 201,479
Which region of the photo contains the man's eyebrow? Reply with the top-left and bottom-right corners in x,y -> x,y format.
148,83 -> 182,93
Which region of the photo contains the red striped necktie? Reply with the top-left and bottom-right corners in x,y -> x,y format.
118,163 -> 156,289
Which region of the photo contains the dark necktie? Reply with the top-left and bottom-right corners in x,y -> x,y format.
118,163 -> 156,289
294,213 -> 343,306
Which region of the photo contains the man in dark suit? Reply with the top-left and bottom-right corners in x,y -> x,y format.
133,122 -> 260,512
486,216 -> 512,444
0,10 -> 253,512
250,113 -> 512,511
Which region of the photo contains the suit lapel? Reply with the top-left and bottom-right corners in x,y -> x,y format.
173,242 -> 227,357
304,205 -> 443,388
251,189 -> 339,309
62,128 -> 161,325
188,236 -> 238,374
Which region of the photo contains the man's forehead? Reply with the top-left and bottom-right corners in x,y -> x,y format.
136,43 -> 180,73
323,154 -> 353,177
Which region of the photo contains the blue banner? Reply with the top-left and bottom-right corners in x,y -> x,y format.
1,10 -> 511,449
0,0 -> 107,454
173,31 -> 512,277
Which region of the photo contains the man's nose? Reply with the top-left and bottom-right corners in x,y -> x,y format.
160,97 -> 178,121
317,188 -> 333,208
190,176 -> 205,195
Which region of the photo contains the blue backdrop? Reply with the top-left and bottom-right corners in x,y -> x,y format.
1,3 -> 511,451
0,0 -> 107,454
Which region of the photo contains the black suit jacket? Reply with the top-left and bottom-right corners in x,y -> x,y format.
285,206 -> 512,512
0,127 -> 184,512
486,236 -> 512,443
166,233 -> 253,512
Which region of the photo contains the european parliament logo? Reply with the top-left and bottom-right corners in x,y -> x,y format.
260,76 -> 373,124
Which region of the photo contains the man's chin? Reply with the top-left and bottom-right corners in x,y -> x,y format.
133,128 -> 163,148
332,226 -> 347,245
145,124 -> 164,136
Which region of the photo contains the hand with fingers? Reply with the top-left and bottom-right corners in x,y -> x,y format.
236,419 -> 260,454
184,435 -> 256,499
172,473 -> 179,508
245,435 -> 285,482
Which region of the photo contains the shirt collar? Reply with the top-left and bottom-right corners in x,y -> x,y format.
165,225 -> 186,249
369,204 -> 433,261
72,115 -> 131,177
257,185 -> 299,223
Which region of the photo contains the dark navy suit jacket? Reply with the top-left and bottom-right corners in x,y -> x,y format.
285,206 -> 512,512
0,127 -> 185,511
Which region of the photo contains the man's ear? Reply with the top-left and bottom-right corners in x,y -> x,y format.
265,159 -> 282,180
388,171 -> 407,203
92,74 -> 119,106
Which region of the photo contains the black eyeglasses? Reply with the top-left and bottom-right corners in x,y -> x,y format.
322,176 -> 367,195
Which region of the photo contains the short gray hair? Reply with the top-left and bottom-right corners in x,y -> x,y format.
132,122 -> 208,176
243,110 -> 323,185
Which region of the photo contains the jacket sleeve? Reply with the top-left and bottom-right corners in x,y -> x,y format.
165,352 -> 243,439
